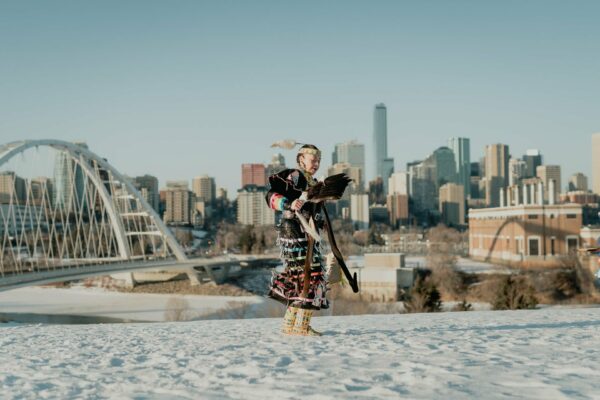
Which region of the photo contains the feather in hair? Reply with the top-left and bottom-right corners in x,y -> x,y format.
270,139 -> 298,150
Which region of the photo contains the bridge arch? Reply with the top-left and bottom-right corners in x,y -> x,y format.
0,139 -> 192,290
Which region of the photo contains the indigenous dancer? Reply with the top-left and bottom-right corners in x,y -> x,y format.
265,144 -> 326,336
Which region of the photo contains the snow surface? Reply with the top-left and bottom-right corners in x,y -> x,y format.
3,308 -> 600,399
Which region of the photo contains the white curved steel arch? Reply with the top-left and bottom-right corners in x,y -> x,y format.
0,139 -> 187,262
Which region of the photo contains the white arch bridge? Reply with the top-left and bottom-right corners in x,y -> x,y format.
0,140 -> 272,292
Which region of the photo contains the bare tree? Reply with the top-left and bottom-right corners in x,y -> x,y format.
426,224 -> 464,299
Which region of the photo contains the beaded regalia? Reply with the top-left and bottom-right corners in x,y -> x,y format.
265,143 -> 356,336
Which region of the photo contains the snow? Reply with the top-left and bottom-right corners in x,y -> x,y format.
3,308 -> 600,399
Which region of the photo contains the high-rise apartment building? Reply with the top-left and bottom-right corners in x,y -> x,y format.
236,185 -> 274,226
164,181 -> 194,225
592,133 -> 600,194
192,175 -> 216,204
241,164 -> 266,187
448,137 -> 471,199
484,144 -> 510,207
569,173 -> 588,192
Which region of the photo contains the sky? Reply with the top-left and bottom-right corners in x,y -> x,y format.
0,0 -> 598,196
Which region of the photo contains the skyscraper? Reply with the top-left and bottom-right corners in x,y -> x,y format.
448,137 -> 471,199
332,140 -> 365,188
134,175 -> 159,211
536,165 -> 561,202
508,158 -> 527,187
407,147 -> 456,223
592,134 -> 600,194
569,173 -> 588,192
484,144 -> 510,207
192,175 -> 216,204
523,149 -> 543,179
373,103 -> 392,183
53,142 -> 89,211
351,194 -> 369,230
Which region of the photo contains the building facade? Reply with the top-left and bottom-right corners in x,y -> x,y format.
569,173 -> 588,192
134,175 -> 159,211
484,143 -> 510,207
439,183 -> 465,227
351,193 -> 369,230
163,181 -> 194,225
469,203 -> 582,267
236,185 -> 275,226
0,171 -> 26,204
241,164 -> 266,187
192,175 -> 216,204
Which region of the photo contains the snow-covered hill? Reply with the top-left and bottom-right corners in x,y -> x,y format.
2,308 -> 600,399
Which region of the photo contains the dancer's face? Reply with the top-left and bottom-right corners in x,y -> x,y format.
300,153 -> 320,175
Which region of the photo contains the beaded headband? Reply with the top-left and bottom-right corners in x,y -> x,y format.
298,147 -> 321,158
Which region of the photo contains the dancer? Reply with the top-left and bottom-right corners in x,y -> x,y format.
265,143 -> 355,335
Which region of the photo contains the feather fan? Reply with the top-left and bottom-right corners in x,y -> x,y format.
307,173 -> 352,202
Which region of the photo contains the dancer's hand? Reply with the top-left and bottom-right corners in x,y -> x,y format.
291,199 -> 304,211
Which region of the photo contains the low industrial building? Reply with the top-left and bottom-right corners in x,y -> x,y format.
349,253 -> 415,302
469,203 -> 582,267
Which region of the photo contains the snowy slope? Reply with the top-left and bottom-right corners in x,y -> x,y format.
3,308 -> 600,399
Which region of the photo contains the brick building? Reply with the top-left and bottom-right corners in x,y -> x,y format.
469,203 -> 582,267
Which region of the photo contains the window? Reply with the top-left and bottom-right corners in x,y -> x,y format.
566,214 -> 577,219
528,215 -> 538,220
516,238 -> 524,255
550,238 -> 556,256
529,238 -> 540,256
567,237 -> 578,254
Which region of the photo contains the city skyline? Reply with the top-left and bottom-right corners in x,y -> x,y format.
0,1 -> 598,195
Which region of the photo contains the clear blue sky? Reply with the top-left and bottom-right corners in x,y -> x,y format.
1,0 -> 598,196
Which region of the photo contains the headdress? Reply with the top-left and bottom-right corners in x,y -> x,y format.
270,140 -> 321,158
